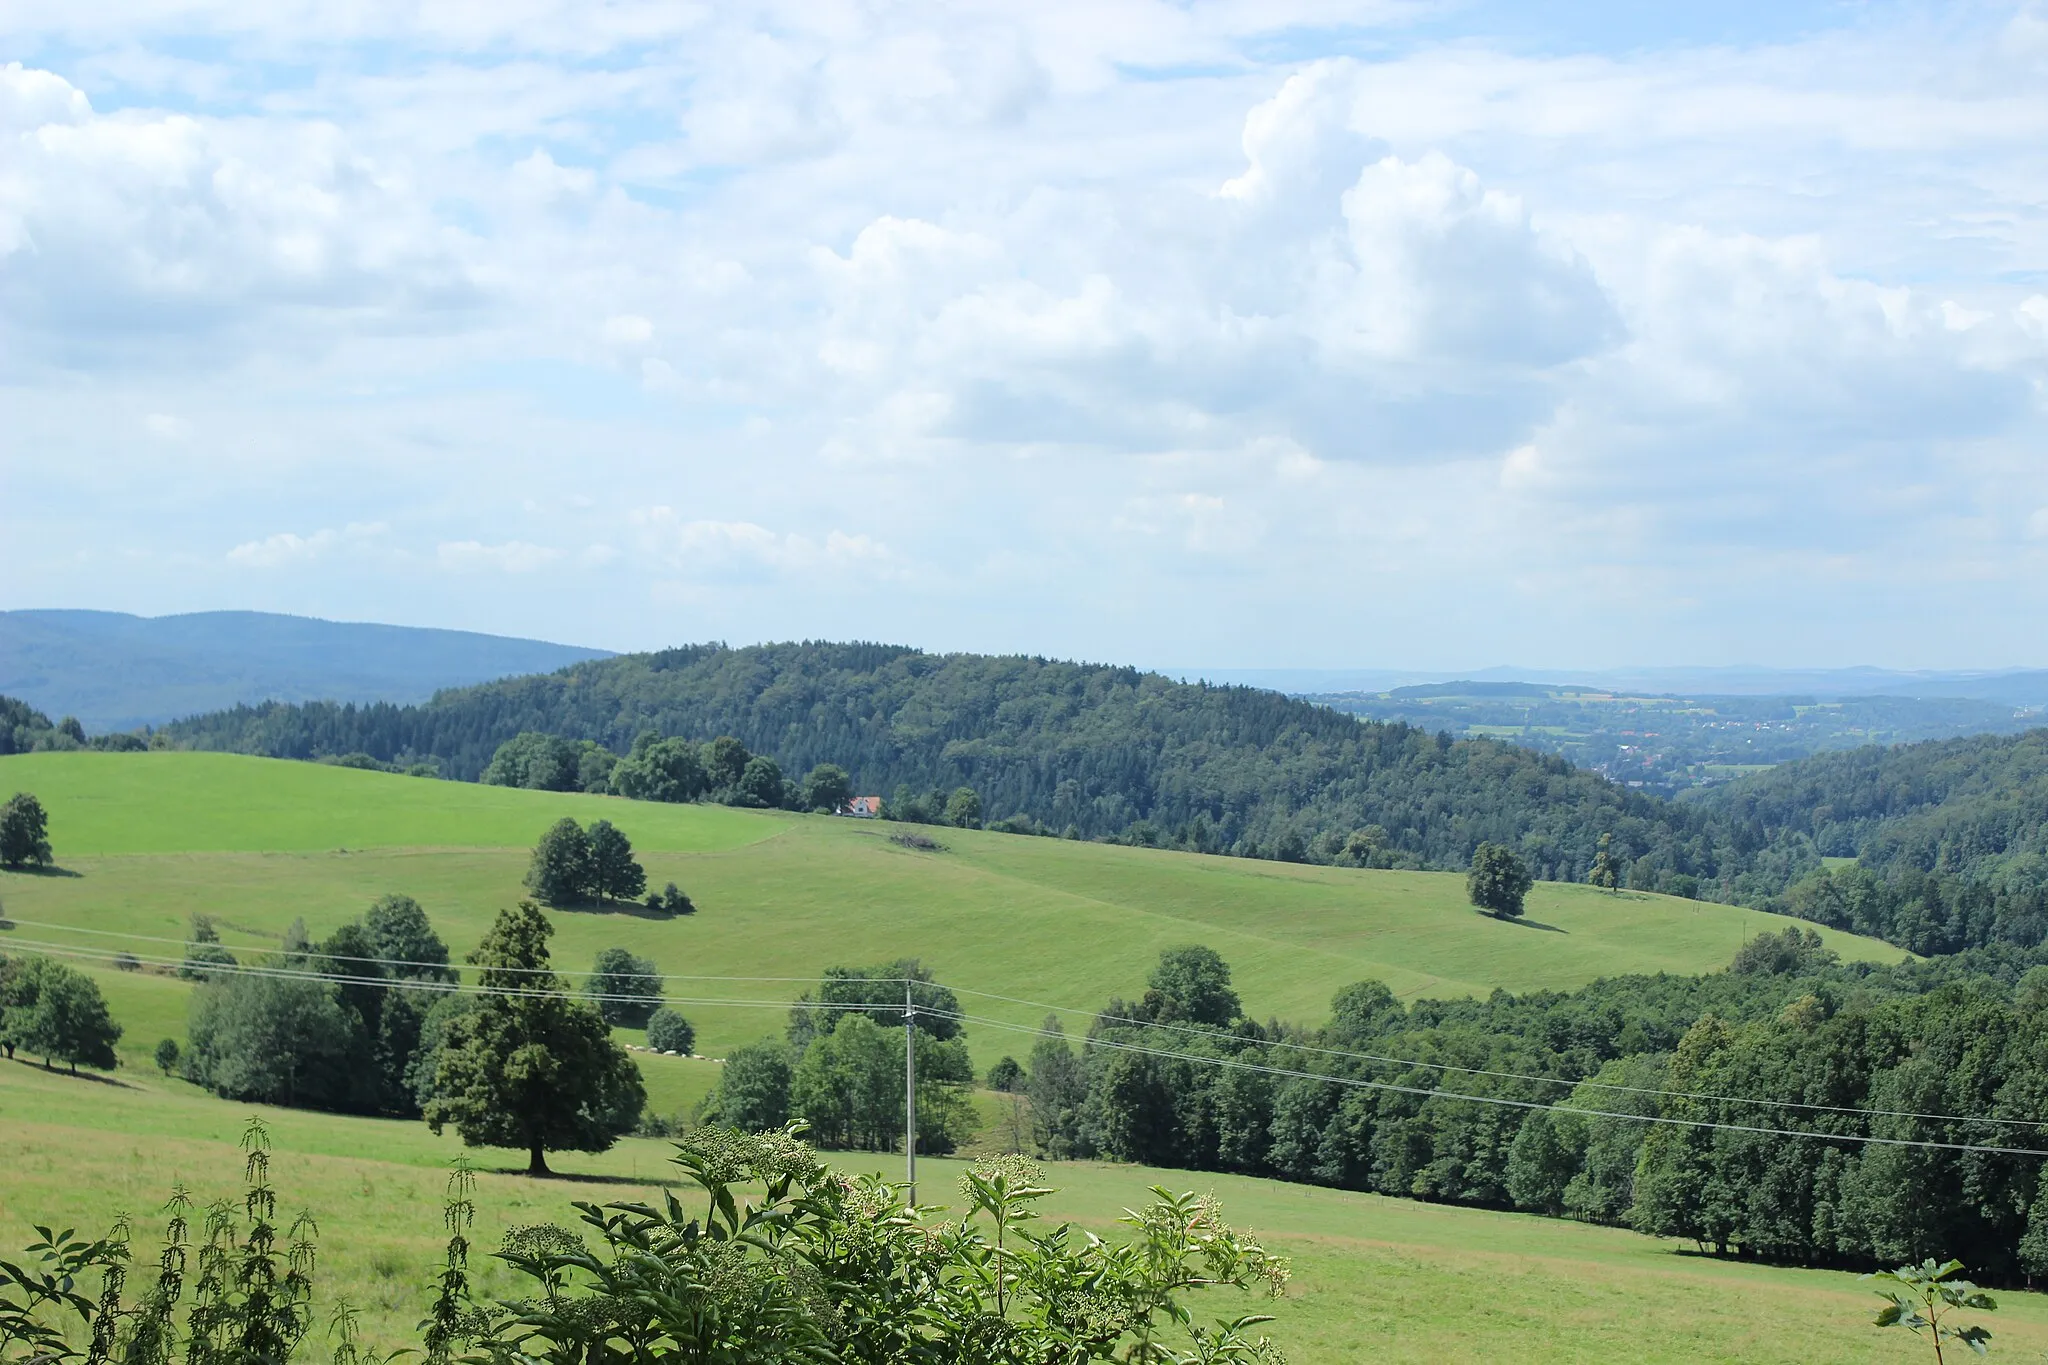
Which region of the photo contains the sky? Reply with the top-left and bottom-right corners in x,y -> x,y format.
3,1 -> 2046,670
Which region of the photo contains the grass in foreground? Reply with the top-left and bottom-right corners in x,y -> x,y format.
0,1059 -> 2033,1364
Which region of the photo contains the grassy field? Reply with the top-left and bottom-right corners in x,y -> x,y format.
0,753 -> 1978,1361
0,752 -> 1901,1079
1,1059 -> 2034,1364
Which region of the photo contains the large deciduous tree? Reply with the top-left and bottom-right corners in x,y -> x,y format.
0,957 -> 120,1072
586,820 -> 646,903
525,818 -> 594,906
425,902 -> 644,1175
0,792 -> 53,869
589,946 -> 662,1027
611,733 -> 710,803
1468,842 -> 1534,919
801,763 -> 853,813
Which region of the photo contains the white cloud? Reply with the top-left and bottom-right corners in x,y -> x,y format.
226,521 -> 388,567
436,540 -> 562,573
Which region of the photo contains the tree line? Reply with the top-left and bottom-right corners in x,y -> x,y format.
152,641 -> 1795,898
974,935 -> 2048,1283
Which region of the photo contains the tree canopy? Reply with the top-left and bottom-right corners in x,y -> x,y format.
0,792 -> 53,869
424,902 -> 644,1175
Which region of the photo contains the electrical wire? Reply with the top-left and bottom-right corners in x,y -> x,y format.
8,919 -> 2047,1144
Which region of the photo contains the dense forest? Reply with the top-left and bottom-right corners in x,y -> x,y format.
159,643 -> 1795,898
1702,731 -> 2048,953
0,695 -> 147,755
952,933 -> 2048,1281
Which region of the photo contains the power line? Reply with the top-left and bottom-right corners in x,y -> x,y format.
945,982 -> 2048,1132
10,923 -> 2047,1145
939,1009 -> 2048,1159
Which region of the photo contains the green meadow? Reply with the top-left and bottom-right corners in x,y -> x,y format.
0,751 -> 1899,1077
0,751 -> 1953,1361
3,1060 -> 2037,1364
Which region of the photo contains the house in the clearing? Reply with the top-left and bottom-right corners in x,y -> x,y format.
840,795 -> 883,818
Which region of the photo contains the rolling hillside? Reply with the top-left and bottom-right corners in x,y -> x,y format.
0,609 -> 611,730
0,751 -> 1899,1084
156,641 -> 1803,901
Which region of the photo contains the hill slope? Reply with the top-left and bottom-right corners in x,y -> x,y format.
0,609 -> 611,730
159,641 -> 1805,900
0,752 -> 1897,1074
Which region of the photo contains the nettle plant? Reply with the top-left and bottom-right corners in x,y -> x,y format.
435,1128 -> 1290,1365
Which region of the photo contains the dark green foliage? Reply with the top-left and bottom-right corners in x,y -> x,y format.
481,731 -> 580,790
945,784 -> 983,828
1046,939 -> 2048,1282
429,1128 -> 1287,1364
733,754 -> 784,808
785,958 -> 963,1051
1730,924 -> 1840,976
608,732 -> 708,802
0,792 -> 53,869
155,1036 -> 181,1074
1137,944 -> 1242,1027
587,946 -> 661,1027
644,1007 -> 694,1054
1468,842 -> 1534,918
185,970 -> 369,1110
702,734 -> 751,790
584,820 -> 645,903
801,761 -> 853,812
522,818 -> 592,906
424,902 -> 645,1175
157,641 -> 1781,895
363,893 -> 457,982
177,914 -> 238,981
652,881 -> 694,915
1865,1258 -> 1995,1358
987,1055 -> 1026,1092
712,1038 -> 794,1131
0,957 -> 121,1072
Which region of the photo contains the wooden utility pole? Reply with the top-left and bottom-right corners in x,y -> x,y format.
904,979 -> 918,1205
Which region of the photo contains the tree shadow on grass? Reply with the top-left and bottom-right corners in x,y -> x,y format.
0,863 -> 84,879
482,1166 -> 683,1187
543,901 -> 683,921
4,1055 -> 140,1088
1479,912 -> 1568,933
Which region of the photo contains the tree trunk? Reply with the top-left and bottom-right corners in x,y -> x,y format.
528,1141 -> 551,1177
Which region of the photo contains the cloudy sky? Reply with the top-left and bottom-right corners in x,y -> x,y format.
4,1 -> 2046,669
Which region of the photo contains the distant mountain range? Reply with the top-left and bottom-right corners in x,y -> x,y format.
0,610 -> 612,730
1177,664 -> 2048,706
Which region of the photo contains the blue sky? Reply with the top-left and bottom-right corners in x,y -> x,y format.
3,1 -> 2046,669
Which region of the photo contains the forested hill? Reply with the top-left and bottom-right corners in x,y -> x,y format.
1695,730 -> 2048,952
158,641 -> 1794,897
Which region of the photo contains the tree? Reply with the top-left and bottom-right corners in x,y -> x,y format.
1865,1259 -> 1995,1362
363,893 -> 458,981
734,755 -> 784,809
801,763 -> 854,813
0,958 -> 121,1072
1587,832 -> 1621,893
611,733 -> 709,803
944,786 -> 983,828
481,732 -> 581,791
790,1012 -> 902,1150
651,881 -> 695,915
0,792 -> 52,869
586,820 -> 646,903
153,1037 -> 181,1075
1468,842 -> 1534,918
987,1055 -> 1026,1092
1026,1017 -> 1089,1159
185,971 -> 368,1109
715,1039 -> 794,1131
176,912 -> 240,980
645,1007 -> 695,1055
589,946 -> 662,1027
524,818 -> 594,906
425,902 -> 645,1175
1140,945 -> 1241,1027
703,736 -> 752,791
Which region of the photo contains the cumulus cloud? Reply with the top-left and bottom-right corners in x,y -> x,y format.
437,540 -> 562,573
227,521 -> 389,567
631,507 -> 897,580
